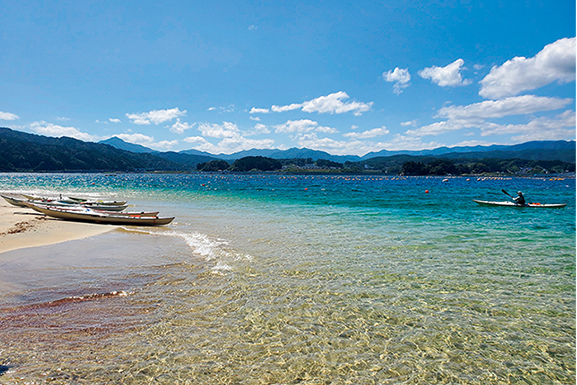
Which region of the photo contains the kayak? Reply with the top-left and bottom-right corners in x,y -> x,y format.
25,202 -> 174,226
473,199 -> 567,208
2,194 -> 128,211
27,203 -> 159,217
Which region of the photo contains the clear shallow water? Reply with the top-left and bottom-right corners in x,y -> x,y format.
0,173 -> 574,384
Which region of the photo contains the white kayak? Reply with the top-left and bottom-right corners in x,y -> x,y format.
473,199 -> 566,208
25,202 -> 174,226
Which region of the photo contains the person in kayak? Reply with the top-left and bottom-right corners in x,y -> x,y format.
513,191 -> 526,205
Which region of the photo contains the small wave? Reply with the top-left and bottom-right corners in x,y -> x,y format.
164,230 -> 252,274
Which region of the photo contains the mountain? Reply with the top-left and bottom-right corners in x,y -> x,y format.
1,127 -> 574,172
99,137 -> 158,153
180,147 -> 362,163
0,127 -> 184,172
155,151 -> 220,167
179,141 -> 575,163
361,140 -> 576,159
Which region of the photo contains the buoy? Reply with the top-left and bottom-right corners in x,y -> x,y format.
304,188 -> 308,191
425,190 -> 429,193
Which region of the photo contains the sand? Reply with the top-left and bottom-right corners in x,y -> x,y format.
0,199 -> 114,255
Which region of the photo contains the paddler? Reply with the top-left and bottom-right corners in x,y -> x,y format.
512,191 -> 526,205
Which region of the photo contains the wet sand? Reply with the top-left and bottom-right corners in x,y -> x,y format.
0,200 -> 114,255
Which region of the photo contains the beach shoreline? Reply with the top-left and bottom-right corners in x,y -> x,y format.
0,200 -> 114,255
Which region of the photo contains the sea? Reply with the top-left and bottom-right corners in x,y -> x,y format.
0,173 -> 574,384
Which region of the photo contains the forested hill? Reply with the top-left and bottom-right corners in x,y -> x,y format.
0,127 -> 575,174
0,127 -> 186,172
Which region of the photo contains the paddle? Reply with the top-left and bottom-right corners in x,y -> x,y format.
501,189 -> 513,198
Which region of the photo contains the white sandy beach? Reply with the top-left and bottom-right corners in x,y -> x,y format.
0,199 -> 114,255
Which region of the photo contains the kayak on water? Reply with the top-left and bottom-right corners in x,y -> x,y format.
473,199 -> 567,208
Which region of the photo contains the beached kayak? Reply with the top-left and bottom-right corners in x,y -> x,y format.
473,199 -> 567,208
25,202 -> 174,226
2,194 -> 128,211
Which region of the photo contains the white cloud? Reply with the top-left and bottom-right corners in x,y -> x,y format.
0,111 -> 19,120
198,121 -> 240,138
343,126 -> 389,139
183,136 -> 208,145
418,59 -> 471,87
251,123 -> 270,134
294,132 -> 436,156
378,134 -> 443,152
152,140 -> 179,151
109,118 -> 121,123
274,119 -> 337,134
401,120 -> 418,127
126,107 -> 186,125
250,107 -> 269,114
271,103 -> 302,112
208,105 -> 235,113
274,119 -> 319,133
383,67 -> 411,94
56,117 -> 70,121
479,37 -> 576,99
115,133 -> 155,144
268,92 -> 372,116
183,132 -> 275,155
170,119 -> 194,134
481,110 -> 576,141
115,133 -> 179,151
30,121 -> 100,142
407,95 -> 573,137
437,95 -> 572,121
302,92 -> 372,116
296,133 -> 366,155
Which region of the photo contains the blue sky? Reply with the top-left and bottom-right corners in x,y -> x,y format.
1,0 -> 575,156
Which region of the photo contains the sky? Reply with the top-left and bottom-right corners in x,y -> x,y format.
0,0 -> 575,156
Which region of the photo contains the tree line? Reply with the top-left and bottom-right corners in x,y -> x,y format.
197,156 -> 575,175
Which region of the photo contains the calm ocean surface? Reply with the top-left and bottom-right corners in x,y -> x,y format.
0,173 -> 574,384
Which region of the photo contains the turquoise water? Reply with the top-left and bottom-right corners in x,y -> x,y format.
0,173 -> 574,384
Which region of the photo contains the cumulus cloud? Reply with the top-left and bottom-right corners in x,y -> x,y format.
254,92 -> 372,116
115,133 -> 178,151
152,140 -> 179,150
198,121 -> 241,138
271,103 -> 302,113
407,95 -> 573,137
109,118 -> 121,123
479,37 -> 576,99
383,67 -> 411,94
436,95 -> 572,121
481,110 -> 576,141
244,123 -> 270,136
343,126 -> 389,139
301,92 -> 372,116
126,107 -> 186,125
183,122 -> 275,154
296,133 -> 368,155
274,119 -> 337,134
250,107 -> 269,114
29,121 -> 100,142
115,133 -> 155,144
294,132 -> 435,156
0,111 -> 19,120
418,59 -> 471,87
170,119 -> 194,134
